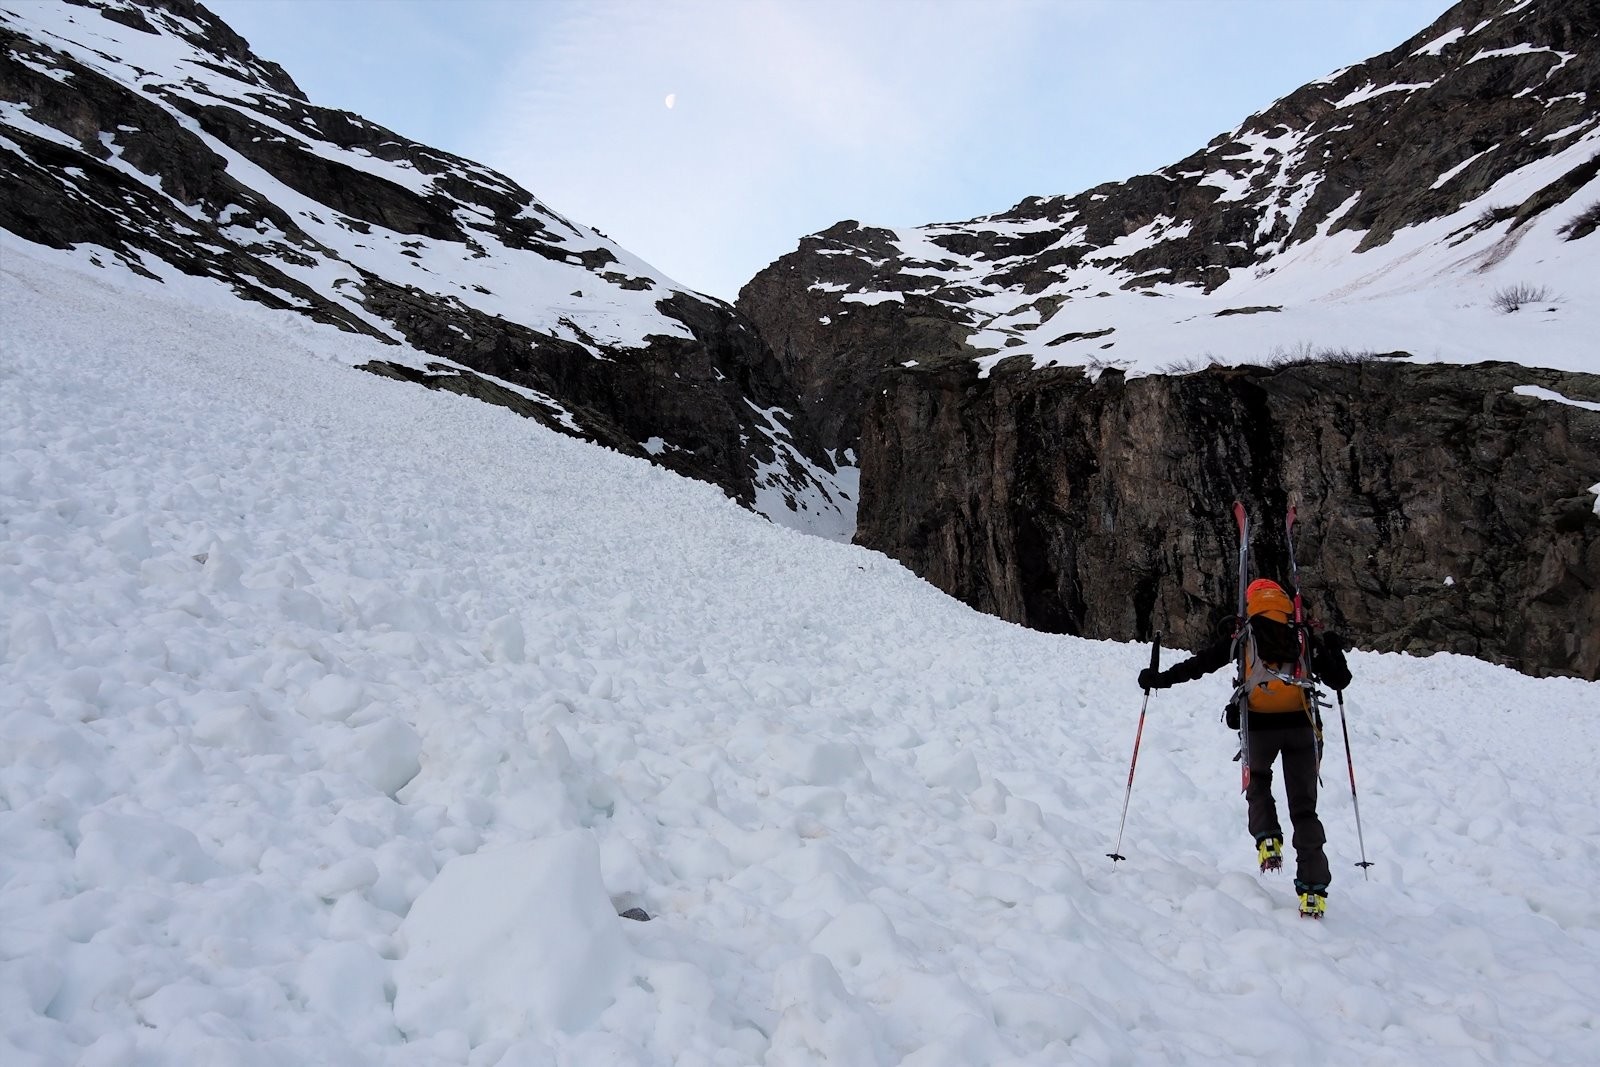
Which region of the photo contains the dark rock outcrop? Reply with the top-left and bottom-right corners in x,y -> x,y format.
857,356 -> 1600,678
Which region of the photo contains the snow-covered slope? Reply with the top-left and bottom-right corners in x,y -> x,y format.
4,235 -> 1598,1064
0,0 -> 851,536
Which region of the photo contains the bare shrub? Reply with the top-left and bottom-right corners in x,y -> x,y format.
1266,341 -> 1319,367
1477,204 -> 1517,228
1265,342 -> 1381,367
1492,283 -> 1553,313
1557,201 -> 1600,241
1315,348 -> 1382,364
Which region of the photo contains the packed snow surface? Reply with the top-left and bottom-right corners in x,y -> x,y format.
3,238 -> 1599,1065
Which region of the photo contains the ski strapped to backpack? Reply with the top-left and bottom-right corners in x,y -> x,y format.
1229,502 -> 1326,791
1232,502 -> 1251,792
1284,505 -> 1328,761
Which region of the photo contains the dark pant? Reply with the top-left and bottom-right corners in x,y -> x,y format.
1246,723 -> 1330,888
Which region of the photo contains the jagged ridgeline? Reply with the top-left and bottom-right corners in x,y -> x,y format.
0,0 -> 850,537
737,0 -> 1600,679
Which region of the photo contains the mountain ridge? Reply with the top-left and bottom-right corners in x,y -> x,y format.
0,0 -> 853,537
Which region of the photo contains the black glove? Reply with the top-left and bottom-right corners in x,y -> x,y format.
1138,667 -> 1165,691
1318,635 -> 1353,691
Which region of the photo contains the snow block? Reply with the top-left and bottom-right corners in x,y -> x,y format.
481,614 -> 526,663
767,735 -> 869,786
767,953 -> 887,1066
348,717 -> 422,797
73,811 -> 221,885
393,831 -> 631,1043
301,674 -> 365,723
295,942 -> 395,1044
6,607 -> 58,661
308,855 -> 380,901
100,514 -> 153,561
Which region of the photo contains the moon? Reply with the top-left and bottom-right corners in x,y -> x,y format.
664,93 -> 676,110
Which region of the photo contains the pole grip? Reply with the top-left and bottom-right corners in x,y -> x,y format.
1143,631 -> 1161,690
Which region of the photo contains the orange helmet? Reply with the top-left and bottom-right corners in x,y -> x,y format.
1246,578 -> 1294,619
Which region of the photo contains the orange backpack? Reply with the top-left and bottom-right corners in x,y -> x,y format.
1237,582 -> 1311,714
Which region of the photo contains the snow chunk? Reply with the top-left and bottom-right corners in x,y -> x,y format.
767,735 -> 869,787
481,614 -> 526,663
393,832 -> 631,1042
768,953 -> 889,1064
295,942 -> 394,1045
7,606 -> 59,660
308,855 -> 381,900
100,514 -> 153,560
301,674 -> 366,722
327,716 -> 423,796
74,811 -> 221,885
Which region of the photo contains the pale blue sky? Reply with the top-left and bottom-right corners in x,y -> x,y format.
207,0 -> 1452,301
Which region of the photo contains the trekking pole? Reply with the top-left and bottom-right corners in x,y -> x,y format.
1108,633 -> 1161,864
1337,690 -> 1376,879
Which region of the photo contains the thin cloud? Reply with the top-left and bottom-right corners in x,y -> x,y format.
459,0 -> 1449,300
467,0 -> 1059,297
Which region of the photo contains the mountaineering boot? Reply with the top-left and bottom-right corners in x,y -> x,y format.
1295,880 -> 1328,919
1256,836 -> 1283,873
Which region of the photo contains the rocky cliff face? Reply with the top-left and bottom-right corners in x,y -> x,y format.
0,0 -> 850,534
740,0 -> 1600,677
859,354 -> 1600,678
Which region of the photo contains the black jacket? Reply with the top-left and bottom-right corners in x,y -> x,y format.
1147,625 -> 1352,693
